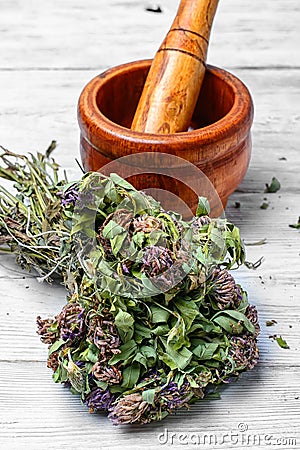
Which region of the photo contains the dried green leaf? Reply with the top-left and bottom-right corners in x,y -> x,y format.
260,202 -> 269,210
108,339 -> 137,365
173,298 -> 199,330
213,310 -> 256,335
140,345 -> 157,366
48,338 -> 65,356
152,324 -> 170,336
102,220 -> 125,240
265,177 -> 281,193
110,232 -> 127,256
115,309 -> 134,332
159,339 -> 193,370
266,319 -> 277,327
289,217 -> 300,229
132,352 -> 148,368
192,342 -> 219,360
275,336 -> 290,349
121,362 -> 140,389
142,388 -> 156,405
196,197 -> 210,217
150,305 -> 170,324
134,323 -> 153,341
110,173 -> 136,191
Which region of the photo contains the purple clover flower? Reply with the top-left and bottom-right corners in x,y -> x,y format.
85,388 -> 116,413
229,335 -> 259,370
58,183 -> 79,207
56,303 -> 85,342
160,380 -> 191,410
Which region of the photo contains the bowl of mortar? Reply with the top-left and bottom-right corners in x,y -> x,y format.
78,59 -> 253,216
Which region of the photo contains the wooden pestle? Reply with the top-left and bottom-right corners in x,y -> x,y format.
131,0 -> 219,134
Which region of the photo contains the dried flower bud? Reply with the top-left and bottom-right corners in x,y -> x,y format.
159,380 -> 192,411
229,335 -> 259,371
141,245 -> 173,277
56,302 -> 85,342
108,393 -> 151,425
92,363 -> 122,384
47,351 -> 60,372
111,209 -> 134,230
132,214 -> 161,233
87,314 -> 121,363
207,267 -> 242,310
191,215 -> 211,229
245,304 -> 260,336
85,388 -> 116,413
36,316 -> 58,344
58,183 -> 79,207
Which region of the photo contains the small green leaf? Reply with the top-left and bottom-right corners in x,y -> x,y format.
121,362 -> 141,389
213,310 -> 256,335
134,323 -> 153,341
260,202 -> 269,210
159,340 -> 193,370
110,232 -> 127,256
110,173 -> 136,191
213,315 -> 244,335
102,220 -> 125,239
289,217 -> 300,229
196,197 -> 210,217
115,309 -> 134,333
95,380 -> 108,390
192,342 -> 219,360
108,339 -> 137,365
140,345 -> 157,366
48,338 -> 65,356
53,365 -> 61,383
167,317 -> 189,350
132,352 -> 148,368
152,324 -> 170,336
266,319 -> 277,327
265,177 -> 281,193
186,375 -> 200,388
173,298 -> 199,330
86,344 -> 99,363
142,388 -> 156,405
275,336 -> 290,349
150,305 -> 170,324
132,231 -> 145,248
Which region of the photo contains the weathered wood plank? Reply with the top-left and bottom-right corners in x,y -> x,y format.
0,0 -> 299,70
0,68 -> 299,172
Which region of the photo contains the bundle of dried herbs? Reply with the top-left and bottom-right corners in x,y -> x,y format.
0,145 -> 260,425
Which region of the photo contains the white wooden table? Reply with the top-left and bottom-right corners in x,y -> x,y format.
0,1 -> 299,449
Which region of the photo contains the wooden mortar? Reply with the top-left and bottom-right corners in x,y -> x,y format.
78,60 -> 254,215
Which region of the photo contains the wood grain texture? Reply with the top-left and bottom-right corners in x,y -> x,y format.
0,0 -> 299,70
0,0 -> 300,448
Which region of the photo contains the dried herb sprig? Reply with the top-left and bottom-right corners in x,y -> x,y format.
0,142 -> 76,281
0,145 -> 260,425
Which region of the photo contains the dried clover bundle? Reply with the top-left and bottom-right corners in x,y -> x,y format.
0,144 -> 259,425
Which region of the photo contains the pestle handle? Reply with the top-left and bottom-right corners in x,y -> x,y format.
131,0 -> 219,134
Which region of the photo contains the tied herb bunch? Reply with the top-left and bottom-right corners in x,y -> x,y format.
0,144 -> 260,425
